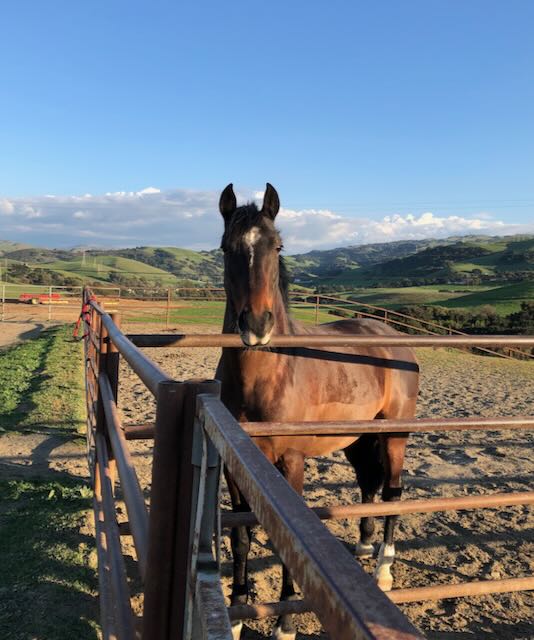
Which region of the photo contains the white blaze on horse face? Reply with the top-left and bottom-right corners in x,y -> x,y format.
243,226 -> 261,268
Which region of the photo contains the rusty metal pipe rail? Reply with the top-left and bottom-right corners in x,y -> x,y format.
243,415 -> 534,436
123,415 -> 534,442
99,372 -> 149,579
221,490 -> 534,529
94,433 -> 136,640
89,300 -> 172,396
199,393 -> 423,640
228,575 -> 534,619
127,333 -> 534,348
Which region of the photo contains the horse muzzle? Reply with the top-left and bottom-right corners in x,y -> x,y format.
240,328 -> 273,347
238,309 -> 274,347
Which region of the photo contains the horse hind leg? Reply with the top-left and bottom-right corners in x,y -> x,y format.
374,432 -> 408,591
272,449 -> 305,640
344,434 -> 384,558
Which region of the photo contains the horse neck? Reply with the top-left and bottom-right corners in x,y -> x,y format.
272,288 -> 293,335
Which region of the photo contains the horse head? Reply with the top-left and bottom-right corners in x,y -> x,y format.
219,183 -> 285,347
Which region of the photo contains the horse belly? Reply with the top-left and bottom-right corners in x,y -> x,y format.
258,399 -> 383,459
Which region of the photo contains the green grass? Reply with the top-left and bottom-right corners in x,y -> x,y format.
0,325 -> 85,433
0,325 -> 97,638
0,478 -> 98,640
124,299 -> 337,326
344,286 -> 462,307
435,281 -> 534,315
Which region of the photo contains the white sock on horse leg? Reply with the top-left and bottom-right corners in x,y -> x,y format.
272,625 -> 297,640
231,621 -> 243,640
374,542 -> 395,591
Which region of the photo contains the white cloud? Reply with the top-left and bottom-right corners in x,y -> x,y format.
0,187 -> 531,253
0,199 -> 15,215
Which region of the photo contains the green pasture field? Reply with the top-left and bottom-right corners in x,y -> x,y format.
328,285 -> 495,309
450,262 -> 495,275
123,299 -> 336,325
0,326 -> 97,639
435,281 -> 534,315
342,286 -> 481,308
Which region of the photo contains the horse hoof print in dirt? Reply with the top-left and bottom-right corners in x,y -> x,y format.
217,183 -> 419,636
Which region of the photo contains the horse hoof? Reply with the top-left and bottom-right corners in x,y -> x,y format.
354,542 -> 375,558
375,571 -> 393,592
231,621 -> 243,640
272,625 -> 296,640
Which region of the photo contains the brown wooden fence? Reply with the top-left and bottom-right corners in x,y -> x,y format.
82,287 -> 534,639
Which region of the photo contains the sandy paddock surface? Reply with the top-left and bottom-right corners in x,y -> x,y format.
0,320 -> 51,349
113,323 -> 534,639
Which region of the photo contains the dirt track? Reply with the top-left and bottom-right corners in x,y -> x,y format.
0,321 -> 49,349
116,323 -> 534,640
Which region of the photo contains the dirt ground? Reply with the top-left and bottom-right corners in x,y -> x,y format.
114,323 -> 534,640
0,320 -> 50,349
1,321 -> 532,639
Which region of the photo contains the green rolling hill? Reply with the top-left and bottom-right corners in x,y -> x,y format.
0,235 -> 532,314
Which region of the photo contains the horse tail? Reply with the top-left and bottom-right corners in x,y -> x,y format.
344,434 -> 384,496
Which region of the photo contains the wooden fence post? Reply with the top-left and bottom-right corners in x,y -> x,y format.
166,288 -> 171,329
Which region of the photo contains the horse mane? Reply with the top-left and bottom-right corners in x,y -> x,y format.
278,254 -> 290,310
222,202 -> 290,312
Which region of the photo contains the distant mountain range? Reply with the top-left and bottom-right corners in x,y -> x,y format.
1,234 -> 533,291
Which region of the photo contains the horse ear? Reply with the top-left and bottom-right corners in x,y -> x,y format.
219,184 -> 237,223
262,183 -> 280,220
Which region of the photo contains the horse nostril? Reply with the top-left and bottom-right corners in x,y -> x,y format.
238,310 -> 247,331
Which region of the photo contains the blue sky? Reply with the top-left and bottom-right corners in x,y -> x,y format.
1,1 -> 533,251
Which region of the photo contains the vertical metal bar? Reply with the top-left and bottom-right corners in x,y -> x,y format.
315,295 -> 319,325
96,304 -> 109,439
107,312 -> 121,403
1,283 -> 5,322
105,312 -> 121,491
48,285 -> 52,322
166,288 -> 171,329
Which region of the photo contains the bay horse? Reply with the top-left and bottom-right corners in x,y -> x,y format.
215,184 -> 419,640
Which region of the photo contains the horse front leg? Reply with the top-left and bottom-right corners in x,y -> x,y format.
374,434 -> 407,591
344,434 -> 384,558
225,468 -> 252,640
273,449 -> 305,640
